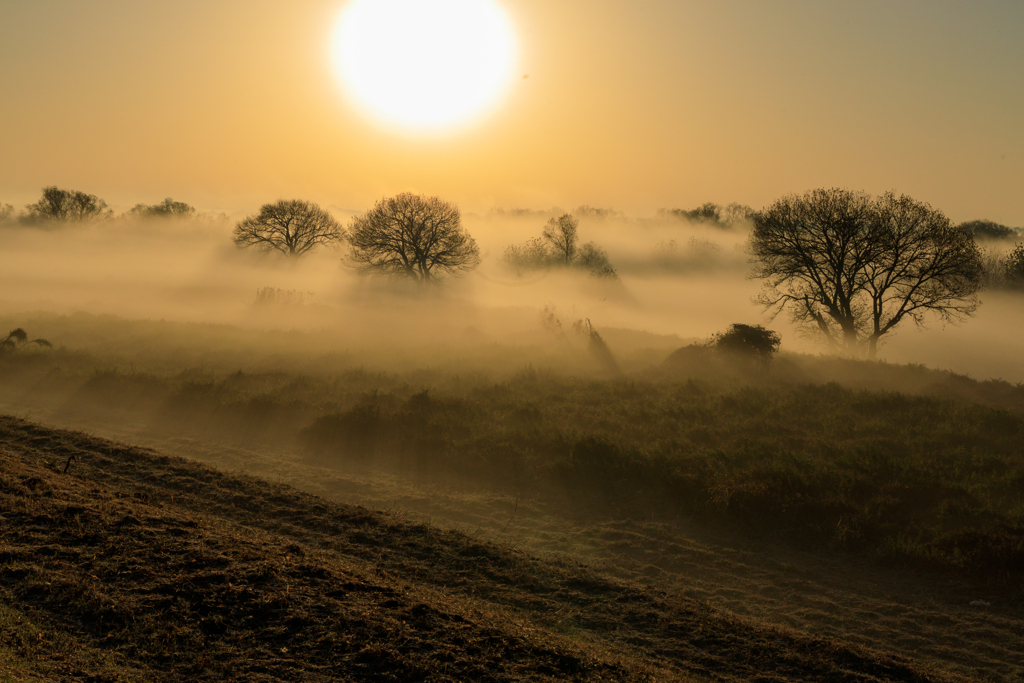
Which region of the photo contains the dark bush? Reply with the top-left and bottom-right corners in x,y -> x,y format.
711,324 -> 781,363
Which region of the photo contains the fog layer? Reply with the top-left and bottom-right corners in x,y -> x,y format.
2,212 -> 1021,381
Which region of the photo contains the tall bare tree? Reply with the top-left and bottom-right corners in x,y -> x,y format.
233,200 -> 344,257
0,203 -> 12,223
862,192 -> 983,356
348,193 -> 480,283
751,188 -> 875,352
542,213 -> 579,265
751,188 -> 982,357
23,186 -> 112,224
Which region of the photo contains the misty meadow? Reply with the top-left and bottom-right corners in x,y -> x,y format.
3,1 -> 1024,681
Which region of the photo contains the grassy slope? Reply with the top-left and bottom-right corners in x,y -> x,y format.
4,335 -> 1023,580
0,415 -> 963,683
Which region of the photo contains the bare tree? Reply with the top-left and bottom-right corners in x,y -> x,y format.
504,214 -> 617,279
0,203 -> 13,223
233,200 -> 344,257
862,193 -> 983,355
751,188 -> 982,357
542,214 -> 579,265
348,193 -> 480,283
23,186 -> 112,224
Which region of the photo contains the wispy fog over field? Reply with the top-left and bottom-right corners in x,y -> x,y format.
2,210 -> 1022,380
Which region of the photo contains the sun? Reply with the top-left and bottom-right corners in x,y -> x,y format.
332,0 -> 517,132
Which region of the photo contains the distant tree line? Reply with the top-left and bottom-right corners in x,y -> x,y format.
128,197 -> 196,219
0,186 -> 197,226
6,182 -> 1021,348
957,219 -> 1024,290
959,219 -> 1022,241
658,202 -> 754,228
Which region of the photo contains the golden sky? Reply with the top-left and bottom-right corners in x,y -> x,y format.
1,0 -> 1021,223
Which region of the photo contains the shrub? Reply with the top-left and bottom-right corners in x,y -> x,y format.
1,329 -> 52,353
710,324 -> 781,364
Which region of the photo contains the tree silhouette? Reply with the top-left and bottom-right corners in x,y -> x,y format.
23,186 -> 112,224
0,203 -> 13,223
751,188 -> 983,357
542,214 -> 579,265
503,214 -> 617,279
1,328 -> 52,353
959,219 -> 1020,241
711,324 -> 780,364
233,200 -> 344,257
1004,243 -> 1024,288
348,193 -> 480,283
129,198 -> 196,219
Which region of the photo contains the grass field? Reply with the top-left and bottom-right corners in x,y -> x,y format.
0,413 -> 1001,682
2,311 -> 1024,680
3,313 -> 1023,581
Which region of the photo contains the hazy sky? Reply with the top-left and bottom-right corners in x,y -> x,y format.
1,0 -> 1021,223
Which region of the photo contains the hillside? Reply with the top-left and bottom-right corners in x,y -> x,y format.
0,414 -> 973,682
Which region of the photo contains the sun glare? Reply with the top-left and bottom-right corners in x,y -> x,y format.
332,0 -> 517,132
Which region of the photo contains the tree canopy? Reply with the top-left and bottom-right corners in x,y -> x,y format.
348,193 -> 480,283
542,214 -> 579,265
658,202 -> 754,228
129,198 -> 196,219
233,200 -> 344,257
751,188 -> 983,357
959,219 -> 1021,241
22,186 -> 112,224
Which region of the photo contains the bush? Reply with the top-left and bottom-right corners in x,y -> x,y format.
1,329 -> 52,353
710,324 -> 781,363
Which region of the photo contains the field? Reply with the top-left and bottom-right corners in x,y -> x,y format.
1,311 -> 1023,681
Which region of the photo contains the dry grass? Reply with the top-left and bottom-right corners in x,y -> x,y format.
0,415 -> 973,682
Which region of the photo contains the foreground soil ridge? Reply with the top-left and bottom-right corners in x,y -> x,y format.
0,415 -> 972,681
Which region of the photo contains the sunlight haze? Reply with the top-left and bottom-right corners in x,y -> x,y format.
0,0 -> 1020,221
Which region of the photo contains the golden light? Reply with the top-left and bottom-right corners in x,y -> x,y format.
332,0 -> 517,132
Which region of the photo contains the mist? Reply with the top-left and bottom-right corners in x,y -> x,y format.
1,207 -> 1022,381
